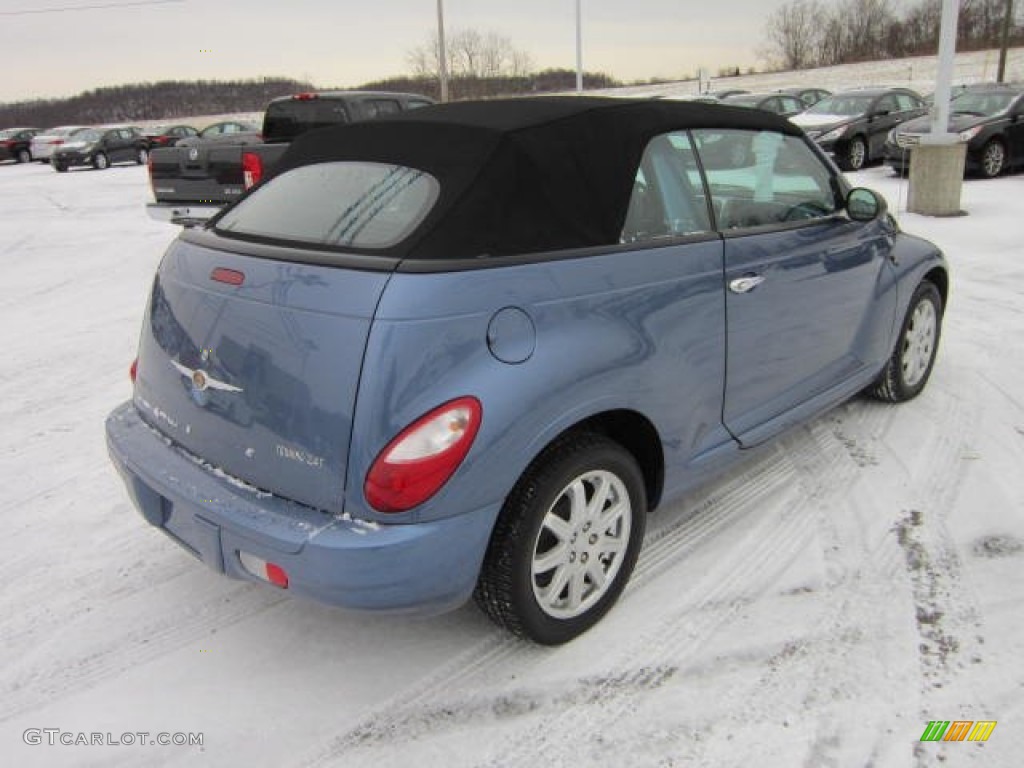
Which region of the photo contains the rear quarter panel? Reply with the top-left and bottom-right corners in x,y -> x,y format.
347,240 -> 731,524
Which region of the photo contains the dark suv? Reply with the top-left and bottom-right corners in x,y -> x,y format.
0,127 -> 41,163
792,88 -> 927,170
51,126 -> 150,171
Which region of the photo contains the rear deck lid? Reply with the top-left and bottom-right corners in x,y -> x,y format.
133,235 -> 392,513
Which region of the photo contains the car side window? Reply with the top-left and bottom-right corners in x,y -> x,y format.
781,96 -> 804,114
875,95 -> 898,115
692,129 -> 838,230
366,100 -> 401,118
894,93 -> 918,112
621,131 -> 710,244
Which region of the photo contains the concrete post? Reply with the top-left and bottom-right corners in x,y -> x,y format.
907,142 -> 967,216
907,0 -> 966,217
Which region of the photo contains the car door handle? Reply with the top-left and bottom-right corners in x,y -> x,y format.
729,275 -> 766,294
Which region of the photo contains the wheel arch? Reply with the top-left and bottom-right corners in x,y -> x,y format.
923,266 -> 949,314
529,408 -> 665,513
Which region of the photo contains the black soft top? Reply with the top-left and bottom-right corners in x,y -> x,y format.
266,96 -> 803,260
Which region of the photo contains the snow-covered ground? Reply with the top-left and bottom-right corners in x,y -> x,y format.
1,156 -> 1022,768
589,46 -> 1024,99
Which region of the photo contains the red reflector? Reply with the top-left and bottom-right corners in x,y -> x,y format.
130,358 -> 138,383
241,151 -> 263,190
210,267 -> 245,286
265,563 -> 289,588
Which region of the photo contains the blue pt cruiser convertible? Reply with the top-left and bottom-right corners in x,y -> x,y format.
107,97 -> 948,644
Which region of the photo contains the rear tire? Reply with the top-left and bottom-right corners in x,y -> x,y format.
867,281 -> 943,403
15,148 -> 31,163
92,152 -> 109,170
838,136 -> 867,171
136,148 -> 148,165
53,163 -> 68,173
474,433 -> 646,645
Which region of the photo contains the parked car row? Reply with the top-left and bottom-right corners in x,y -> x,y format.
696,82 -> 1024,178
0,120 -> 246,170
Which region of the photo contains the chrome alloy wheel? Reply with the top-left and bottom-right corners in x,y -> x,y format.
982,141 -> 1005,177
848,137 -> 866,170
901,297 -> 937,388
530,469 -> 632,619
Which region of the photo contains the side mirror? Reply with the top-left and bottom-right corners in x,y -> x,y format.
846,188 -> 887,221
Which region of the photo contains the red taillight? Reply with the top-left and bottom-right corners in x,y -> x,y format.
53,139 -> 64,146
365,397 -> 482,513
210,267 -> 245,286
130,358 -> 138,383
241,151 -> 263,190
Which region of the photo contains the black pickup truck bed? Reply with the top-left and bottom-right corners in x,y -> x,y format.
147,91 -> 434,225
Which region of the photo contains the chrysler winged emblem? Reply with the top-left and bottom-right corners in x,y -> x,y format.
171,360 -> 243,393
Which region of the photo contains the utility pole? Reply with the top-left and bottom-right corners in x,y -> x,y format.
437,0 -> 449,102
575,0 -> 583,92
997,0 -> 1014,83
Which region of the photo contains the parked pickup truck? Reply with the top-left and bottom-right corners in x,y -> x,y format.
146,90 -> 434,225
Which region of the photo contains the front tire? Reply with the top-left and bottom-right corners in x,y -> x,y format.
92,152 -> 109,170
136,148 -> 148,165
979,139 -> 1005,178
475,433 -> 646,645
15,148 -> 31,163
868,281 -> 943,402
838,136 -> 867,171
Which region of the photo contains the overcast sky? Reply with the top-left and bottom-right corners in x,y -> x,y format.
0,0 -> 791,104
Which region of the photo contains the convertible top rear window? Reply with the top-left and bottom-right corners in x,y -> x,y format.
215,161 -> 440,250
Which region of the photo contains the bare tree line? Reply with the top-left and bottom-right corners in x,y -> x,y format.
407,28 -> 535,81
0,78 -> 315,128
765,0 -> 1023,70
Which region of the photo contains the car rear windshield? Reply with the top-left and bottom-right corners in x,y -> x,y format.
214,161 -> 439,251
951,90 -> 1016,116
263,100 -> 352,142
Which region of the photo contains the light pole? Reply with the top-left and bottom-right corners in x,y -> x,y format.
575,0 -> 583,92
437,0 -> 449,102
997,0 -> 1014,83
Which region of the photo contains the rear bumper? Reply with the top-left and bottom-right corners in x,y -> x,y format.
146,202 -> 224,226
105,402 -> 499,615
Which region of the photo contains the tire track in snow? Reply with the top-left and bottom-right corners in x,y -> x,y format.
0,578 -> 285,723
299,449 -> 804,767
480,457 -> 821,768
303,426 -> 865,767
682,407 -> 918,768
480,405 -> 888,768
893,383 -> 988,766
